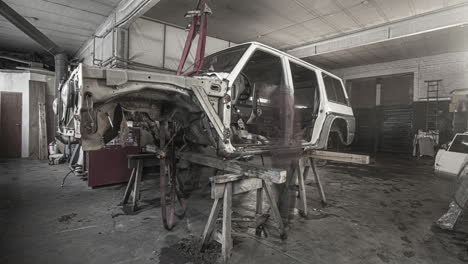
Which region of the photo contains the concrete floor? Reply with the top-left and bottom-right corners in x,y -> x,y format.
1,155 -> 467,264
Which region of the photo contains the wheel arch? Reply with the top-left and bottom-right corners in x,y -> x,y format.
316,114 -> 355,149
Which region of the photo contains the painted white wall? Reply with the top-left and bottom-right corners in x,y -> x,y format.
0,71 -> 55,157
129,18 -> 232,71
129,19 -> 165,68
0,71 -> 30,157
76,18 -> 232,72
333,51 -> 468,102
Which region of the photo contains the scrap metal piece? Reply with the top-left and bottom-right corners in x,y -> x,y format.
436,201 -> 463,230
177,151 -> 287,184
436,161 -> 468,230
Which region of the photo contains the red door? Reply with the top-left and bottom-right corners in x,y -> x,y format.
0,92 -> 22,158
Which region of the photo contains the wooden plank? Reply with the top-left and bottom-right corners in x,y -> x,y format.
296,160 -> 307,216
132,161 -> 143,211
177,152 -> 287,184
28,83 -> 39,159
121,168 -> 136,205
38,103 -> 48,160
128,157 -> 159,168
222,183 -> 233,264
211,178 -> 262,199
201,198 -> 222,250
29,81 -> 47,159
309,158 -> 327,205
262,181 -> 286,239
306,150 -> 370,164
210,174 -> 246,184
256,188 -> 263,215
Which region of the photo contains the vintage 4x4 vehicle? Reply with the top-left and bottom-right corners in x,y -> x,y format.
57,42 -> 355,157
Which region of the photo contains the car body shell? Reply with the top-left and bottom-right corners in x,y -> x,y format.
57,42 -> 355,157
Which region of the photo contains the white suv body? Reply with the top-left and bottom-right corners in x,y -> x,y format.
57,42 -> 355,157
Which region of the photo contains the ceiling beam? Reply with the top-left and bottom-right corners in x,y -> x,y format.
286,3 -> 468,59
74,0 -> 161,58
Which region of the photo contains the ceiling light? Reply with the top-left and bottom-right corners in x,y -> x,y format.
361,0 -> 369,5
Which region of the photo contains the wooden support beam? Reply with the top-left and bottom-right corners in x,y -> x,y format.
305,150 -> 370,165
121,168 -> 136,205
309,158 -> 327,205
201,198 -> 222,251
127,153 -> 159,168
211,174 -> 246,184
132,160 -> 143,211
222,183 -> 233,264
177,152 -> 287,183
295,160 -> 307,216
38,103 -> 48,160
262,181 -> 287,239
211,177 -> 262,199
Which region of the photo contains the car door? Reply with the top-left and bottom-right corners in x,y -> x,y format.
288,60 -> 321,142
226,44 -> 293,143
435,134 -> 468,177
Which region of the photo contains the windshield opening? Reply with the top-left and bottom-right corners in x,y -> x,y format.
199,44 -> 249,74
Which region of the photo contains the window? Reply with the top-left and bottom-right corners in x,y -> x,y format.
291,63 -> 319,109
449,134 -> 468,154
200,45 -> 249,73
322,73 -> 348,105
290,62 -> 319,141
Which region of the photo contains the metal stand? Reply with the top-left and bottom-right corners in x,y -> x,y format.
121,154 -> 159,211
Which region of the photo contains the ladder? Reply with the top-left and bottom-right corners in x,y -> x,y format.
425,80 -> 442,131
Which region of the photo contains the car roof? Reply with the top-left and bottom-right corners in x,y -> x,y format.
230,41 -> 343,81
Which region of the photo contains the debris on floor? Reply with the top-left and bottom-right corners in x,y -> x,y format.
159,235 -> 221,264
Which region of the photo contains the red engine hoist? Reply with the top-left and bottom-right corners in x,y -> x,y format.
176,0 -> 212,76
151,0 -> 212,231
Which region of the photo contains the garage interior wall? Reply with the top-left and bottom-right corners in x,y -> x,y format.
0,71 -> 29,157
76,18 -> 232,71
347,74 -> 414,154
334,51 -> 468,102
331,51 -> 468,154
0,71 -> 55,158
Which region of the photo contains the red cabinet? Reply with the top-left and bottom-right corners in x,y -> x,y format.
86,129 -> 140,187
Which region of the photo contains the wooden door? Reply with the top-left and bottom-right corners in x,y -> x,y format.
0,92 -> 22,158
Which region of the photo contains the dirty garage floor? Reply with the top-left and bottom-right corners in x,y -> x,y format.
1,154 -> 467,264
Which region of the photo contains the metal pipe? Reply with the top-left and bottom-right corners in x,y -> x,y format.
0,55 -> 32,65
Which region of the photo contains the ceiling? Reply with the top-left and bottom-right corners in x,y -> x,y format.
145,0 -> 468,50
1,0 -> 467,69
0,0 -> 120,55
305,25 -> 468,69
